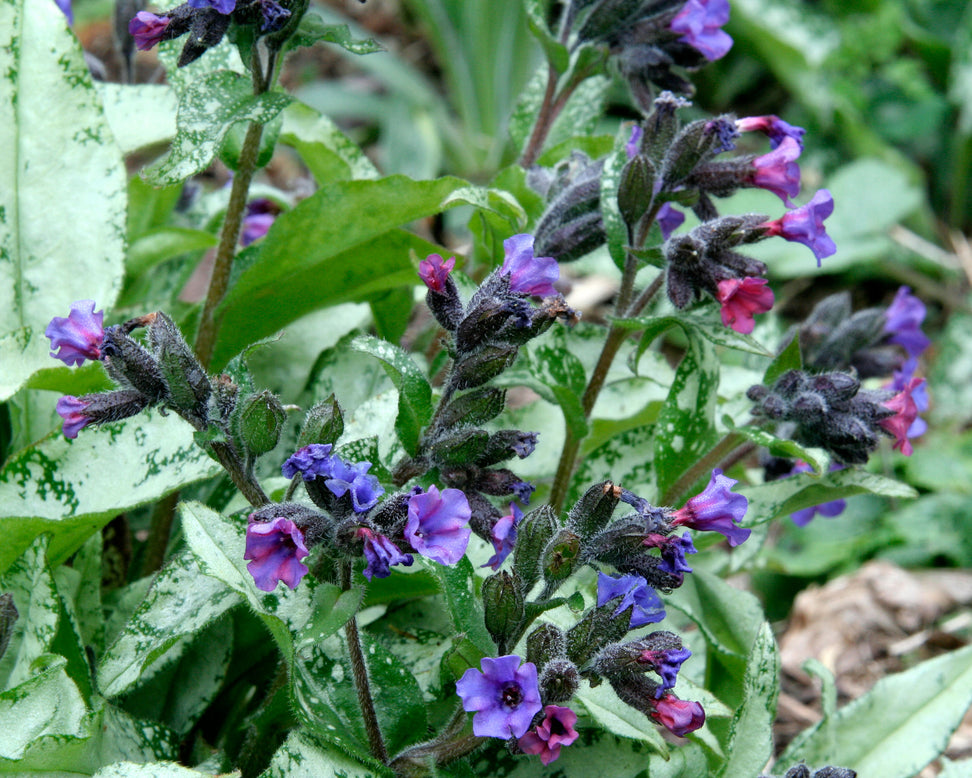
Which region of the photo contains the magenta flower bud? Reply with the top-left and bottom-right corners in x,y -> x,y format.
56,395 -> 92,439
736,115 -> 806,150
405,485 -> 472,565
716,277 -> 774,334
517,705 -> 579,765
596,572 -> 666,629
128,11 -> 170,51
483,503 -> 523,571
657,202 -> 685,240
46,300 -> 106,367
670,0 -> 733,61
750,136 -> 802,205
884,286 -> 930,358
357,527 -> 413,580
762,189 -> 837,265
888,357 -> 928,438
187,0 -> 236,13
880,376 -> 925,456
650,692 -> 706,737
244,516 -> 310,592
501,234 -> 559,297
418,254 -> 456,293
455,655 -> 543,739
670,468 -> 751,546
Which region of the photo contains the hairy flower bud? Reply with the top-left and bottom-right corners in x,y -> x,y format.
538,658 -> 580,703
512,505 -> 559,595
436,388 -> 507,430
149,312 -> 211,427
296,395 -> 345,449
237,390 -> 286,457
428,428 -> 491,467
541,529 -> 582,590
101,325 -> 169,404
450,345 -> 519,391
566,480 -> 622,538
527,623 -> 567,671
565,601 -> 632,668
618,155 -> 656,228
482,571 -> 525,648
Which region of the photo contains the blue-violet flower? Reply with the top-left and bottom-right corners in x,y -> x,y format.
643,532 -> 697,577
670,0 -> 733,61
638,646 -> 693,696
884,286 -> 930,358
46,300 -> 106,367
750,136 -> 802,205
596,572 -> 666,628
788,461 -> 846,527
326,458 -> 384,513
244,516 -> 310,592
670,468 -> 751,546
658,202 -> 686,240
187,0 -> 236,13
501,234 -> 559,297
406,485 -> 472,565
56,396 -> 92,439
483,503 -> 523,571
357,528 -> 413,580
455,655 -> 543,739
282,444 -> 334,481
129,11 -> 170,50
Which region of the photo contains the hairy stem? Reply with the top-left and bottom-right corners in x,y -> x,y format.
211,440 -> 269,507
519,65 -> 560,168
340,562 -> 387,764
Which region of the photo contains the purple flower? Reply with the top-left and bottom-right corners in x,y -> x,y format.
670,468 -> 751,546
512,481 -> 535,504
326,459 -> 384,513
657,202 -> 686,240
889,358 -> 928,437
736,115 -> 806,151
788,461 -> 846,527
483,503 -> 523,571
670,0 -> 733,61
762,188 -> 836,265
56,396 -> 92,439
500,234 -> 559,297
455,655 -> 543,739
128,11 -> 170,50
596,572 -> 666,628
637,646 -> 693,696
46,300 -> 106,367
511,432 -> 538,458
884,286 -> 930,358
626,125 -> 643,159
187,0 -> 236,13
55,0 -> 73,24
357,528 -> 413,580
650,692 -> 705,737
643,532 -> 697,577
419,254 -> 456,293
405,485 -> 472,565
244,517 -> 310,592
517,705 -> 579,765
750,136 -> 802,206
880,376 -> 925,456
241,213 -> 274,246
257,0 -> 291,31
282,444 -> 334,481
716,277 -> 774,335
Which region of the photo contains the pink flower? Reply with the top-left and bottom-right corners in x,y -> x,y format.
419,254 -> 456,293
650,692 -> 706,737
716,277 -> 774,334
128,11 -> 170,51
517,705 -> 579,765
880,376 -> 925,456
56,395 -> 92,439
736,115 -> 805,150
750,136 -> 802,205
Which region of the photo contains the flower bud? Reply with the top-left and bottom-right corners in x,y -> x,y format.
662,116 -> 737,190
296,395 -> 344,449
526,623 -> 567,671
437,388 -> 507,430
177,7 -> 231,67
513,505 -> 559,595
237,390 -> 286,457
538,658 -> 580,703
149,312 -> 210,426
533,212 -> 606,265
566,480 -> 621,538
450,345 -> 519,391
476,430 -> 538,467
428,428 -> 491,467
565,603 -> 632,668
101,327 -> 168,404
541,529 -> 582,590
618,155 -> 656,228
482,571 -> 525,648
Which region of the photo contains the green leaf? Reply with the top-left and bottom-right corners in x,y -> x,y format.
97,83 -> 177,155
429,558 -> 494,656
286,14 -> 384,56
212,176 -> 513,368
741,468 -> 917,527
764,334 -> 801,385
97,551 -> 241,698
261,730 -> 382,778
780,644 -> 972,777
295,585 -> 364,652
717,623 -> 780,778
525,0 -> 569,72
141,70 -> 293,186
0,0 -> 126,401
94,762 -> 216,777
600,135 -> 629,271
651,331 -> 720,499
364,636 -> 428,755
350,335 -> 432,456
0,409 -> 223,576
575,681 -> 669,756
280,101 -> 379,183
126,228 -> 219,279
730,425 -> 828,474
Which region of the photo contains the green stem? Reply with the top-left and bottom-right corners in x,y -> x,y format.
660,432 -> 753,506
340,562 -> 387,765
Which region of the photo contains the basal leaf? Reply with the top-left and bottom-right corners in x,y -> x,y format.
280,101 -> 380,184
142,70 -> 292,186
261,730 -> 382,778
0,0 -> 126,401
97,83 -> 177,155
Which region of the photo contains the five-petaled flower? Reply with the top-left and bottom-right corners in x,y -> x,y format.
517,705 -> 579,765
419,254 -> 456,293
56,396 -> 92,439
326,459 -> 384,513
884,286 -> 930,358
670,0 -> 733,61
750,136 -> 802,205
596,572 -> 666,628
736,115 -> 806,150
244,516 -> 310,592
501,234 -> 559,297
761,189 -> 837,264
46,300 -> 106,367
455,655 -> 543,739
650,692 -> 706,737
405,485 -> 472,565
716,277 -> 774,334
357,528 -> 414,580
128,11 -> 170,50
670,468 -> 751,546
483,503 -> 523,571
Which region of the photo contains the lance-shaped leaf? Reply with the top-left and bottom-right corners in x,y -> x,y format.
350,335 -> 432,456
212,176 -> 523,368
142,70 -> 293,186
286,13 -> 383,55
0,0 -> 126,401
280,101 -> 379,184
263,730 -> 381,778
97,83 -> 178,155
0,410 -> 223,576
